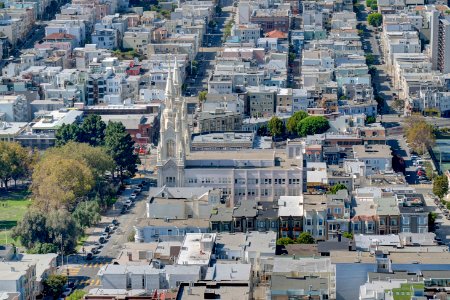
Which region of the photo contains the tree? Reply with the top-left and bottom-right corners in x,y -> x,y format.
342,232 -> 353,239
276,237 -> 294,245
433,175 -> 449,200
67,290 -> 86,300
55,123 -> 82,146
295,232 -> 315,244
257,124 -> 269,136
32,155 -> 94,212
12,210 -> 79,253
0,142 -> 34,189
43,275 -> 67,298
296,116 -> 330,137
72,200 -> 101,229
56,115 -> 106,147
405,116 -> 435,155
12,209 -> 49,249
365,54 -> 375,65
424,161 -> 435,181
267,116 -> 285,137
79,115 -> 106,146
27,242 -> 58,254
286,111 -> 308,134
46,210 -> 79,254
428,212 -> 438,232
365,115 -> 376,124
367,13 -> 382,27
105,122 -> 140,180
198,91 -> 208,102
45,142 -> 115,180
329,184 -> 348,194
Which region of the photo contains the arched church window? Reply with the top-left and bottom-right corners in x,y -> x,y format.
166,140 -> 175,158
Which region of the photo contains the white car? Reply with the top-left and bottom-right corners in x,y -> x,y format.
125,199 -> 132,206
134,187 -> 142,193
129,193 -> 137,200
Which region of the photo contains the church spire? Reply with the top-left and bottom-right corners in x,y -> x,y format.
173,58 -> 182,97
165,60 -> 176,109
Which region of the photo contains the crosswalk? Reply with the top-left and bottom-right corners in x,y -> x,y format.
81,262 -> 108,268
71,278 -> 101,286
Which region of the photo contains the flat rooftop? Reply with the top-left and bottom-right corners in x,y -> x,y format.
177,233 -> 216,266
178,284 -> 250,300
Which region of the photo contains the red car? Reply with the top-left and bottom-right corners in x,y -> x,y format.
417,170 -> 426,176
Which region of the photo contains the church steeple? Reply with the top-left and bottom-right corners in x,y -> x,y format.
173,58 -> 182,98
165,61 -> 176,109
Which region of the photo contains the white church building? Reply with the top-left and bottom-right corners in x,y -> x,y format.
156,61 -> 303,205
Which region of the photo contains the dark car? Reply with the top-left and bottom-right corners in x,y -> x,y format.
86,253 -> 94,260
91,247 -> 99,254
112,219 -> 119,226
121,207 -> 127,214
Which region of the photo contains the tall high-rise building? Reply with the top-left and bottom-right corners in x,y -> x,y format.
437,18 -> 450,73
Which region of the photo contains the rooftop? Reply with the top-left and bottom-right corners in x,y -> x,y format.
176,233 -> 216,266
244,231 -> 277,255
278,195 -> 304,217
177,284 -> 250,300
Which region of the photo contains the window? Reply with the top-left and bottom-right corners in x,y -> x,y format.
402,216 -> 410,225
334,208 -> 342,214
166,140 -> 175,158
367,223 -> 374,232
318,219 -> 323,226
306,219 -> 312,226
391,219 -> 397,226
318,229 -> 323,236
259,221 -> 265,227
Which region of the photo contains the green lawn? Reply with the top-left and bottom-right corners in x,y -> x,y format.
0,190 -> 31,245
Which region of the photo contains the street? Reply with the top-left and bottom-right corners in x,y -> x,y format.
60,152 -> 157,290
183,7 -> 234,97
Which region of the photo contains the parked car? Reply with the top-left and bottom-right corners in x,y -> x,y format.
125,199 -> 132,206
86,252 -> 94,260
104,226 -> 110,233
101,232 -> 110,240
62,288 -> 72,297
99,236 -> 106,244
129,193 -> 137,200
112,219 -> 119,226
91,247 -> 99,254
120,207 -> 127,214
94,242 -> 103,249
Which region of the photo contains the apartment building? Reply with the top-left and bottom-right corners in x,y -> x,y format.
250,9 -> 291,34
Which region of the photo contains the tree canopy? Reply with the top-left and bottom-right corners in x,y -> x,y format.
329,184 -> 348,194
43,275 -> 67,298
105,122 -> 140,180
12,209 -> 79,253
72,200 -> 101,229
0,142 -> 34,189
45,142 -> 115,180
32,155 -> 94,211
296,116 -> 330,137
405,116 -> 435,155
286,111 -> 308,134
267,116 -> 285,137
198,91 -> 208,101
433,175 -> 449,200
56,115 -> 106,147
295,232 -> 315,244
367,13 -> 382,27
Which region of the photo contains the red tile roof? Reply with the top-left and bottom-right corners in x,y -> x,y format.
265,30 -> 287,38
44,33 -> 76,40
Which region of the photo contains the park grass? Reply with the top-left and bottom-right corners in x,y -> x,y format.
0,190 -> 31,246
